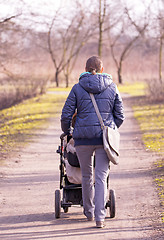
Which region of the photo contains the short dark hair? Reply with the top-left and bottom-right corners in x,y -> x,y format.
86,56 -> 103,74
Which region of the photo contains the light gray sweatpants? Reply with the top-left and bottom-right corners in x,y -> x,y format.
75,145 -> 110,222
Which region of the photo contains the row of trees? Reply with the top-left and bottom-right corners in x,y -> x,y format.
0,0 -> 164,107
0,0 -> 51,109
46,0 -> 164,86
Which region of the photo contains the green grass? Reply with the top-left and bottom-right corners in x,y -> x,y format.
48,87 -> 71,92
133,105 -> 164,152
133,103 -> 164,221
118,82 -> 146,96
0,91 -> 68,162
119,82 -> 164,221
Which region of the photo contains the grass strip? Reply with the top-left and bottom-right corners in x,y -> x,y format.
119,82 -> 164,221
0,91 -> 68,163
118,82 -> 146,96
48,87 -> 71,92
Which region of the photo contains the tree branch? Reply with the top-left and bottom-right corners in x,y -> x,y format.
0,14 -> 21,24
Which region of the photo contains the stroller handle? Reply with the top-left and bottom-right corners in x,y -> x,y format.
60,132 -> 67,140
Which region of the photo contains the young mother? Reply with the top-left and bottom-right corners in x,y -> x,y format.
61,56 -> 125,228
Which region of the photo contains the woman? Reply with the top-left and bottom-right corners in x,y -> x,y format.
61,56 -> 124,228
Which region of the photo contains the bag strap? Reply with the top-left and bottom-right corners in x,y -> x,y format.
89,93 -> 105,130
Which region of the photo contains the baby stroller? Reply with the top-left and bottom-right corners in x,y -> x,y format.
55,132 -> 116,219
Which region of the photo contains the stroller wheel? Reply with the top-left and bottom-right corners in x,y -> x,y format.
109,189 -> 115,218
63,207 -> 69,213
55,190 -> 61,218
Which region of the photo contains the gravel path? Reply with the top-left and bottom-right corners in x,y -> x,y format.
0,94 -> 163,240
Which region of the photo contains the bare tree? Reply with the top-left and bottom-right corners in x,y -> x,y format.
157,0 -> 164,84
0,12 -> 22,77
98,0 -> 107,58
108,4 -> 148,84
144,0 -> 164,101
93,0 -> 119,58
47,4 -> 94,87
0,1 -> 52,108
63,24 -> 93,87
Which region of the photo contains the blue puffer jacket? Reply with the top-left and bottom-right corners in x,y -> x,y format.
61,72 -> 125,146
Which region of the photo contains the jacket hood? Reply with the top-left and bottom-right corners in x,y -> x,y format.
79,72 -> 113,94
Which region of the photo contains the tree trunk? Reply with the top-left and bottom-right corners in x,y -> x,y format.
98,24 -> 102,58
55,70 -> 59,87
118,69 -> 122,84
98,0 -> 102,57
118,61 -> 123,84
65,74 -> 69,88
98,0 -> 106,58
159,35 -> 163,84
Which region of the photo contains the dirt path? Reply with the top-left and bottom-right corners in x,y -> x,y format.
0,94 -> 163,240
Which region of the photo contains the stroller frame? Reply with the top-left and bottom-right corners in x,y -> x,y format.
55,133 -> 115,219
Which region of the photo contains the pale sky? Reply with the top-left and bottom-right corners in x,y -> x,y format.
0,0 -> 160,30
0,0 -> 156,18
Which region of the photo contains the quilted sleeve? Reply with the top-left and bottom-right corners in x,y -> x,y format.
113,86 -> 125,128
61,85 -> 77,134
